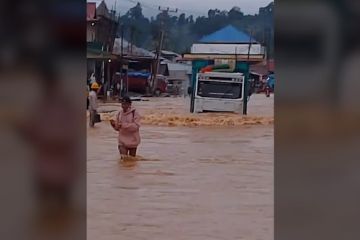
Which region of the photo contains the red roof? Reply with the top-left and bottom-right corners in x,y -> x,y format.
87,2 -> 96,21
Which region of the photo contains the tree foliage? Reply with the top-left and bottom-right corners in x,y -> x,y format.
118,2 -> 274,57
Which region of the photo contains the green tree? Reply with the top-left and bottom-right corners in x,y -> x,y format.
187,15 -> 194,24
127,2 -> 143,20
120,2 -> 151,47
119,2 -> 274,57
208,9 -> 216,19
178,13 -> 186,25
228,7 -> 244,20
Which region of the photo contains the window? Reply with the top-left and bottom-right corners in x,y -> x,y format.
197,81 -> 242,99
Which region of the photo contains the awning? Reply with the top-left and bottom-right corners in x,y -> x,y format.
87,50 -> 118,60
182,53 -> 264,62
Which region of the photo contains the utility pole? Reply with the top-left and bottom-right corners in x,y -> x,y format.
130,26 -> 135,55
244,29 -> 253,115
247,29 -> 253,61
152,30 -> 164,95
151,6 -> 178,95
107,6 -> 119,101
121,25 -> 124,57
127,26 -> 130,53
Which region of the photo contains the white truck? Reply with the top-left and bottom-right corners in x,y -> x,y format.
193,72 -> 245,113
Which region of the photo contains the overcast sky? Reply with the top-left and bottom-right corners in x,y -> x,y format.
92,0 -> 272,17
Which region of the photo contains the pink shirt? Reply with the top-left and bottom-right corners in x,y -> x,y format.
116,107 -> 141,148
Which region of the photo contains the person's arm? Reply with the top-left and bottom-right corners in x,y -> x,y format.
121,111 -> 140,132
110,120 -> 120,131
111,112 -> 121,131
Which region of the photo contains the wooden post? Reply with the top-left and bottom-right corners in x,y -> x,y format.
152,30 -> 164,94
130,26 -> 134,55
247,29 -> 253,60
107,60 -> 111,101
243,30 -> 253,115
150,6 -> 178,95
121,26 -> 124,57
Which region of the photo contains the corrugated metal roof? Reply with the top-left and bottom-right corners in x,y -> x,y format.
96,0 -> 117,21
167,63 -> 192,72
113,38 -> 155,57
160,50 -> 180,56
199,25 -> 258,44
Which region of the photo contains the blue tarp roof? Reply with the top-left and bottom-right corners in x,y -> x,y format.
128,72 -> 151,78
199,25 -> 258,43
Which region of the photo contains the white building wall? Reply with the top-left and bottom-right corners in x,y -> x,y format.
191,43 -> 263,55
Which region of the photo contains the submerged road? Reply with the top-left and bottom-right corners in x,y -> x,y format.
87,95 -> 273,240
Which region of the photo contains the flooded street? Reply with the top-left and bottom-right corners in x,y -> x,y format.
87,94 -> 273,240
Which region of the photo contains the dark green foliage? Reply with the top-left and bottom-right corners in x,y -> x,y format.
118,2 -> 274,57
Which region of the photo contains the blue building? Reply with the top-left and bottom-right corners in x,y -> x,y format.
183,25 -> 265,114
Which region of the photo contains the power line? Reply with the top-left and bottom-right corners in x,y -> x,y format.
151,5 -> 177,94
174,7 -> 207,16
122,0 -> 159,11
120,0 -> 207,16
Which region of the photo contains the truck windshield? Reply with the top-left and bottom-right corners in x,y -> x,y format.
197,81 -> 242,99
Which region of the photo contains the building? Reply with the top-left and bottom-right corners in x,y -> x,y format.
189,25 -> 265,58
113,38 -> 155,58
87,1 -> 119,51
183,24 -> 266,113
151,50 -> 181,62
87,1 -> 120,95
112,37 -> 163,95
157,62 -> 192,95
87,2 -> 97,42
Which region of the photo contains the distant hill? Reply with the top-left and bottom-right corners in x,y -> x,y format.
116,2 -> 274,57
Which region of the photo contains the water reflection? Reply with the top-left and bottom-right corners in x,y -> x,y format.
119,156 -> 139,169
88,95 -> 273,240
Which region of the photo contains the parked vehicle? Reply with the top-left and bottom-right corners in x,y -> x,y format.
193,72 -> 245,113
127,72 -> 150,94
249,72 -> 267,93
127,72 -> 167,95
166,78 -> 184,95
154,75 -> 167,96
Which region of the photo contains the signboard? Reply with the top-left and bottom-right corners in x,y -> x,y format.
191,43 -> 263,55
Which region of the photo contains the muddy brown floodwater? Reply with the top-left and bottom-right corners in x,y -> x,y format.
88,94 -> 273,240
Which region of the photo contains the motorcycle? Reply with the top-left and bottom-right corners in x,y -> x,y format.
265,85 -> 271,97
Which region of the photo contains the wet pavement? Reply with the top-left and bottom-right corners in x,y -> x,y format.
87,94 -> 273,240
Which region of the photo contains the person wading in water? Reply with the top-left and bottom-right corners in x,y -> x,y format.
110,96 -> 141,157
88,82 -> 100,127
